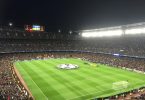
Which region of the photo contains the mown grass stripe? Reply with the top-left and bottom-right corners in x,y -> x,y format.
14,58 -> 145,100
20,61 -> 66,100
15,62 -> 48,100
28,61 -> 82,99
32,61 -> 89,98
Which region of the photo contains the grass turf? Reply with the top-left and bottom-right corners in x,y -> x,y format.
14,58 -> 145,100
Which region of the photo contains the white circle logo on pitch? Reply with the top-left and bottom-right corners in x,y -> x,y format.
57,64 -> 79,70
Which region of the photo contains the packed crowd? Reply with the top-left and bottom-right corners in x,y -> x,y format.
100,87 -> 145,100
1,26 -> 145,57
0,54 -> 33,100
0,27 -> 78,40
1,34 -> 145,57
0,52 -> 145,100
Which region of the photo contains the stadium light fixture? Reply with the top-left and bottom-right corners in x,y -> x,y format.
125,27 -> 145,34
69,31 -> 72,34
9,22 -> 13,27
82,30 -> 122,37
58,29 -> 61,33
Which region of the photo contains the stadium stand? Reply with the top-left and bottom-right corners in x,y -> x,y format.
0,26 -> 145,100
1,28 -> 145,57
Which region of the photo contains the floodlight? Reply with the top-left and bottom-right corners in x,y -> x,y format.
9,22 -> 13,27
69,31 -> 72,34
58,29 -> 61,33
125,28 -> 145,34
82,30 -> 122,37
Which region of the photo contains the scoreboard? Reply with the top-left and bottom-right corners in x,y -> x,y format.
25,25 -> 45,32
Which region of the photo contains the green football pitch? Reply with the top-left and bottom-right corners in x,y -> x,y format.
14,58 -> 145,100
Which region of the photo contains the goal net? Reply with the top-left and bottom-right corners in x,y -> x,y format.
112,81 -> 129,90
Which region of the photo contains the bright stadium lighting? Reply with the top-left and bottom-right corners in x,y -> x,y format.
69,30 -> 72,34
9,22 -> 13,27
125,27 -> 145,34
58,29 -> 61,33
82,30 -> 122,37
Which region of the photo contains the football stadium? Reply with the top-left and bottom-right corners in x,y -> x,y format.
1,0 -> 145,100
1,22 -> 145,100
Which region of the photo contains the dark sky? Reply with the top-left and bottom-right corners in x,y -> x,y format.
1,0 -> 145,32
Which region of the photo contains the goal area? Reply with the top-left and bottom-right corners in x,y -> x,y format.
112,81 -> 129,90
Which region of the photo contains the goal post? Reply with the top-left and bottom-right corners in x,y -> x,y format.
112,81 -> 129,90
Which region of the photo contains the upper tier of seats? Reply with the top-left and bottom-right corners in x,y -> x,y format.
1,27 -> 145,57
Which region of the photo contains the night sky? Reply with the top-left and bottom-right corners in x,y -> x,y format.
1,0 -> 145,32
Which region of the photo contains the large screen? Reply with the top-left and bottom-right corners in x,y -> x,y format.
25,25 -> 45,32
32,25 -> 40,31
